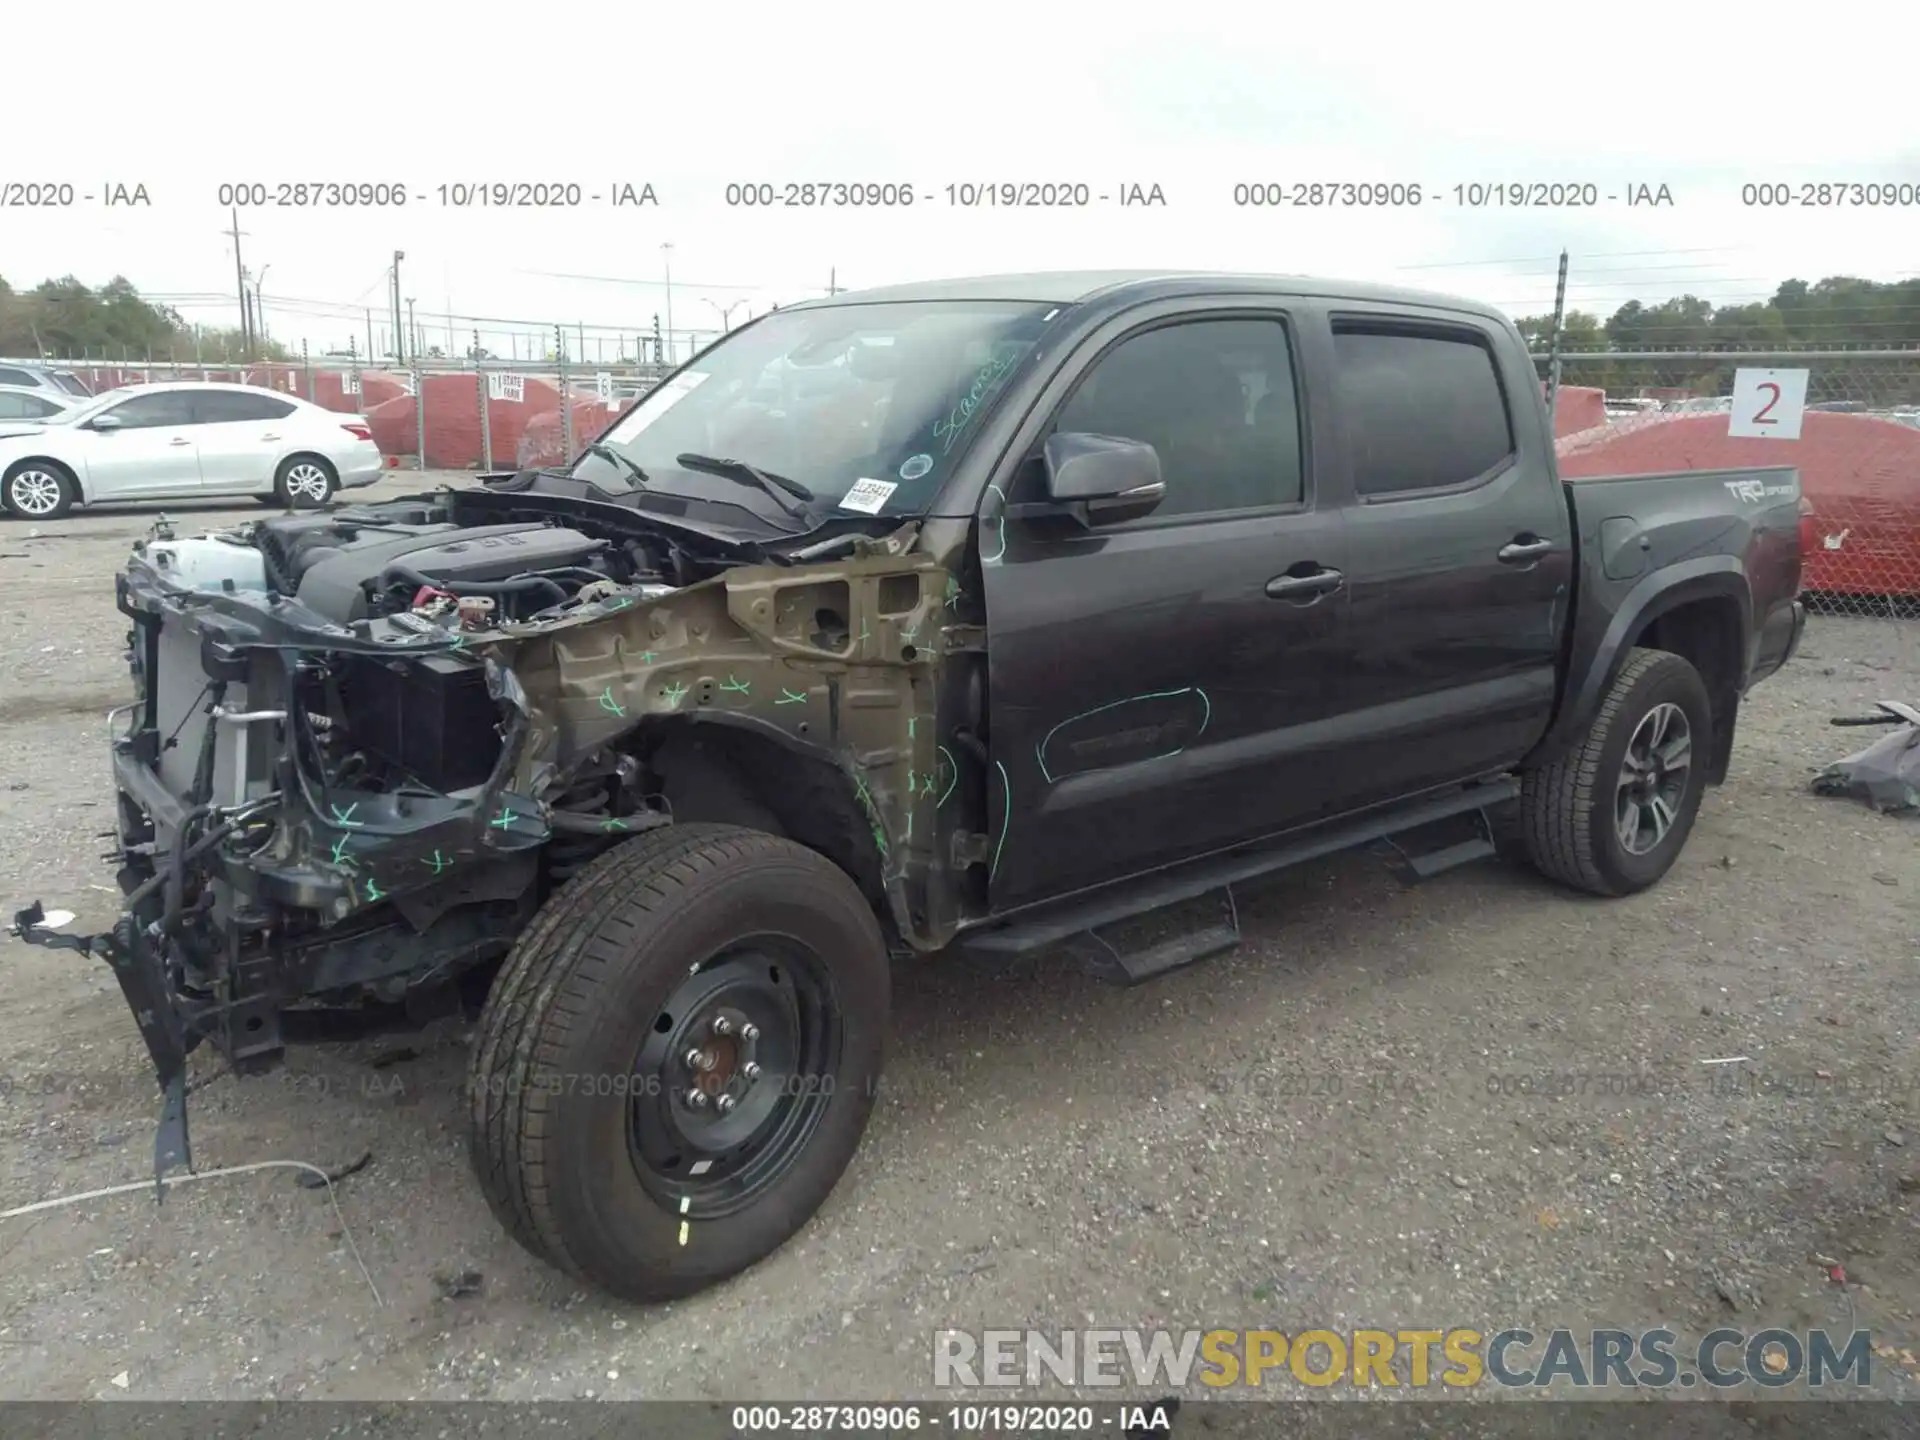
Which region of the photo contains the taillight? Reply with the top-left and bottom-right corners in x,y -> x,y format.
342,423 -> 373,441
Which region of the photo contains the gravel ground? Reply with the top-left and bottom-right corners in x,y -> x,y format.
0,477 -> 1917,1419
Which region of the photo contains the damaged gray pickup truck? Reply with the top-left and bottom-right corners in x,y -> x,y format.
12,271 -> 1808,1302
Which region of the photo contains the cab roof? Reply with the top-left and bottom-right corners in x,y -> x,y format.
792,270 -> 1510,324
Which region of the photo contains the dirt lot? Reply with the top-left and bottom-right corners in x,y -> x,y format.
0,476 -> 1917,1414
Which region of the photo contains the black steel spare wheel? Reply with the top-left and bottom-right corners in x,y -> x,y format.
628,940 -> 840,1217
468,822 -> 889,1302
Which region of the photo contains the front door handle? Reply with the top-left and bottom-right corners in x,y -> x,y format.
1265,568 -> 1345,600
260,432 -> 281,441
1498,537 -> 1554,563
168,437 -> 192,447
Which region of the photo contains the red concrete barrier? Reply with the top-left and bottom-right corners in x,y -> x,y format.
1558,411 -> 1920,595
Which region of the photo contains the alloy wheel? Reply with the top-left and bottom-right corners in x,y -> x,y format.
7,469 -> 64,517
1615,701 -> 1692,856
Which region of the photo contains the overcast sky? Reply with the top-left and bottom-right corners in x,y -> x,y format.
9,1 -> 1915,360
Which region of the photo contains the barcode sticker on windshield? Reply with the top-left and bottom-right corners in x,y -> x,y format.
839,478 -> 897,514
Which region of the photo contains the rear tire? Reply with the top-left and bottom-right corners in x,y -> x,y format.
1519,647 -> 1712,896
468,822 -> 889,1302
2,460 -> 77,519
272,454 -> 336,507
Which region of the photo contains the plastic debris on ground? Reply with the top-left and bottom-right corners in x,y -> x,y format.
1811,702 -> 1920,813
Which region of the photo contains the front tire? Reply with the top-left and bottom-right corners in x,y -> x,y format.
1519,647 -> 1712,896
468,823 -> 889,1302
273,454 -> 337,507
3,461 -> 77,519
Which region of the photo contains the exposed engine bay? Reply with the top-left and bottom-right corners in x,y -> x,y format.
12,473 -> 968,1186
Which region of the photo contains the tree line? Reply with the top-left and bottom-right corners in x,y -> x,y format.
0,274 -> 283,363
1517,275 -> 1920,403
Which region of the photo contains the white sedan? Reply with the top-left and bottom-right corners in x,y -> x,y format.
0,381 -> 385,520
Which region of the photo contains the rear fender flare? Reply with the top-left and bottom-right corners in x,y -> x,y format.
1533,557 -> 1752,767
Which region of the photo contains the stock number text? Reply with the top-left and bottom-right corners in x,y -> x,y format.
1742,182 -> 1919,207
219,182 -> 409,208
1235,182 -> 1422,207
725,182 -> 916,207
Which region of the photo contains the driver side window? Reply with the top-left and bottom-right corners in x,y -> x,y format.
105,392 -> 197,429
1050,317 -> 1305,518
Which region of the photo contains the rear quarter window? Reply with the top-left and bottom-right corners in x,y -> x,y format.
1333,325 -> 1515,497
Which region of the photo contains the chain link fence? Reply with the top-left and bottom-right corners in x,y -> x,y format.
4,352 -> 678,473
1538,349 -> 1920,625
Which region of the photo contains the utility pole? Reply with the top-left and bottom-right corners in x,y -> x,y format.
225,209 -> 252,355
1544,249 -> 1570,418
365,308 -> 375,364
254,264 -> 271,348
660,242 -> 675,366
407,298 -> 418,358
391,250 -> 406,363
829,267 -> 840,296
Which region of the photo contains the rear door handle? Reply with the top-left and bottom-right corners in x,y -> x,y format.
1498,537 -> 1554,563
168,437 -> 191,447
260,432 -> 281,441
1265,568 -> 1345,600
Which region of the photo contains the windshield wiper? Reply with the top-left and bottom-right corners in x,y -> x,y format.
581,442 -> 650,490
674,452 -> 813,516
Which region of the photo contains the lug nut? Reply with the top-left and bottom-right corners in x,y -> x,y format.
742,1061 -> 762,1081
686,1088 -> 709,1109
685,1048 -> 710,1070
711,1015 -> 733,1036
715,1093 -> 737,1114
740,1022 -> 760,1041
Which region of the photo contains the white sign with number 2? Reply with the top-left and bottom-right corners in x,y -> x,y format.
1728,368 -> 1809,440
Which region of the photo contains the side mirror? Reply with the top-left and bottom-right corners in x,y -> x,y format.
88,413 -> 124,431
1039,432 -> 1165,525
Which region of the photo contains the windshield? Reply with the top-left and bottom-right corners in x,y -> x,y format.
579,299 -> 1060,523
45,388 -> 132,425
53,372 -> 92,397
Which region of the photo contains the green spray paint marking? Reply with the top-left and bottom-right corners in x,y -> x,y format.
423,849 -> 452,874
900,618 -> 921,646
858,620 -> 871,647
907,768 -> 918,795
907,716 -> 917,740
904,809 -> 913,843
870,821 -> 889,857
489,807 -> 517,830
945,573 -> 962,607
603,816 -> 630,833
329,802 -> 362,828
982,483 -> 1008,564
661,681 -> 689,708
598,687 -> 627,717
364,878 -> 385,903
990,760 -> 1011,883
1034,686 -> 1213,784
919,771 -> 939,798
607,596 -> 635,611
853,772 -> 875,813
937,746 -> 958,808
776,688 -> 807,705
638,650 -> 659,665
448,634 -> 467,651
719,675 -> 751,695
330,835 -> 357,869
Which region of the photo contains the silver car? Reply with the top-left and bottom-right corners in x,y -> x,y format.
0,382 -> 385,519
0,362 -> 94,402
0,384 -> 83,422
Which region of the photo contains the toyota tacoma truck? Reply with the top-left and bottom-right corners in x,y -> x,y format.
11,271 -> 1807,1302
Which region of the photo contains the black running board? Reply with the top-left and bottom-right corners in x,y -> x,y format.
958,777 -> 1520,961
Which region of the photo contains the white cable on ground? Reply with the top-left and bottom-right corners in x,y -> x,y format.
0,1159 -> 383,1306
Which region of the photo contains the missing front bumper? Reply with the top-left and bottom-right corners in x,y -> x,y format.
9,901 -> 195,1197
